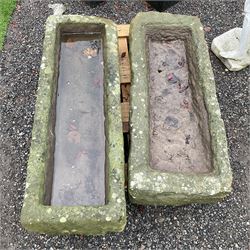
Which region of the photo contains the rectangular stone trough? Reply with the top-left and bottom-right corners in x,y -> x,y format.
21,15 -> 126,234
128,12 -> 232,206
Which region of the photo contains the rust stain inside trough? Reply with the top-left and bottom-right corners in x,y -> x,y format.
148,34 -> 213,173
49,32 -> 106,206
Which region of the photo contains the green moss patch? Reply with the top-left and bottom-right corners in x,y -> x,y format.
0,0 -> 16,49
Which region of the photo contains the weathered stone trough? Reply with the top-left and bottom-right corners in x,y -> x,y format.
21,16 -> 126,234
128,12 -> 232,206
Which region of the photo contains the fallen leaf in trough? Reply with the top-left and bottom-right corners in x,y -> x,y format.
67,130 -> 81,144
167,72 -> 173,80
178,56 -> 185,67
185,134 -> 191,144
181,98 -> 189,109
179,85 -> 189,93
76,149 -> 88,160
65,38 -> 75,48
168,73 -> 180,84
69,123 -> 77,131
82,47 -> 98,58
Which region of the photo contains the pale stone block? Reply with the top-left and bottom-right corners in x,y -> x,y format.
211,28 -> 250,71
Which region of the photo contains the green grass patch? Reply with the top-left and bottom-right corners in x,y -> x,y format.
0,0 -> 16,50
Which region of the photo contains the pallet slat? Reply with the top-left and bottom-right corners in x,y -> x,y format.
117,24 -> 130,37
118,25 -> 130,133
121,102 -> 129,123
118,37 -> 131,84
121,83 -> 130,102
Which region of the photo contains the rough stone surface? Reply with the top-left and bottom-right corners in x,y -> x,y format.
211,28 -> 250,71
148,38 -> 212,174
129,12 -> 232,206
0,0 -> 249,249
20,15 -> 126,235
48,3 -> 66,15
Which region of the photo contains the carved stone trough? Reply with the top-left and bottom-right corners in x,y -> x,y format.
128,12 -> 232,206
21,16 -> 126,234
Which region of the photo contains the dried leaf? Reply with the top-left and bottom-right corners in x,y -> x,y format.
76,149 -> 88,160
82,47 -> 98,58
69,123 -> 77,131
67,130 -> 81,144
66,38 -> 75,48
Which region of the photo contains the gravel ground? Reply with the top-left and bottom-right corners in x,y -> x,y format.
0,0 -> 249,249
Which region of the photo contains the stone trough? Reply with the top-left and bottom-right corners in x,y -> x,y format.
21,16 -> 126,235
128,12 -> 232,206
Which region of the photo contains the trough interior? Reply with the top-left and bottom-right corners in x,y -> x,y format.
44,24 -> 107,206
146,27 -> 213,174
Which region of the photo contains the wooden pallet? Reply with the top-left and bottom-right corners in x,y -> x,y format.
117,24 -> 130,133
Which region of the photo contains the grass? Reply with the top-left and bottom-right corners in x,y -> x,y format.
0,0 -> 16,50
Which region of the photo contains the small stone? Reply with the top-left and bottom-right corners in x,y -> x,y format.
60,217 -> 67,223
48,4 -> 66,16
162,88 -> 170,96
106,216 -> 111,221
46,208 -> 52,214
158,217 -> 165,223
165,116 -> 179,128
204,26 -> 212,32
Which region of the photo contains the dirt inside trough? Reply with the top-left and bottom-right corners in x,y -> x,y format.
148,38 -> 212,173
49,33 -> 106,206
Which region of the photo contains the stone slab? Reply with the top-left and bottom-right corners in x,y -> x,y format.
21,15 -> 126,235
128,12 -> 232,206
211,28 -> 250,71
